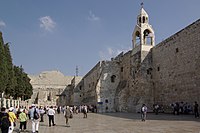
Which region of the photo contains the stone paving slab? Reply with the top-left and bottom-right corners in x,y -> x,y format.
12,113 -> 200,133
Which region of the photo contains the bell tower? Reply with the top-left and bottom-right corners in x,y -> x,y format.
132,4 -> 155,62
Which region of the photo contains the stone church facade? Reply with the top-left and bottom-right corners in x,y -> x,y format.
74,7 -> 200,112
28,7 -> 200,113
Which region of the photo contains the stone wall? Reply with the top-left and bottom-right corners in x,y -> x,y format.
152,19 -> 200,108
29,71 -> 74,107
81,62 -> 102,105
96,60 -> 120,112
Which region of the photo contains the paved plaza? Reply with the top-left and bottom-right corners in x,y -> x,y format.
13,112 -> 200,133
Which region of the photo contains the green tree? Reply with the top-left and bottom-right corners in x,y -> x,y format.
23,73 -> 33,100
0,32 -> 8,94
13,66 -> 25,99
4,43 -> 17,97
13,65 -> 33,100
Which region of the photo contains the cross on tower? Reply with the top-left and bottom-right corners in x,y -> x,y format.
141,2 -> 144,8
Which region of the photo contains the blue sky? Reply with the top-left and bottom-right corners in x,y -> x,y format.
0,0 -> 200,76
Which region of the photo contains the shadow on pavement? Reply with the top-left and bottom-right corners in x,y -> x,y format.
96,112 -> 200,122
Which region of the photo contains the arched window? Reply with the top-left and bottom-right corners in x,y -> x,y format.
143,29 -> 153,45
111,75 -> 116,83
139,17 -> 141,23
143,16 -> 146,23
135,31 -> 140,46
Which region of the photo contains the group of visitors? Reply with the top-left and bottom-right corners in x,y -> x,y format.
141,101 -> 199,122
0,101 -> 198,132
0,104 -> 90,132
0,106 -> 27,133
171,101 -> 198,115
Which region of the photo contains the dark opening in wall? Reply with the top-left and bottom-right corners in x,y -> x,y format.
143,16 -> 145,23
157,67 -> 160,71
79,86 -> 82,90
147,69 -> 150,74
47,95 -> 51,101
80,95 -> 82,97
121,67 -> 124,72
105,99 -> 108,103
111,75 -> 116,83
139,17 -> 141,23
176,48 -> 179,53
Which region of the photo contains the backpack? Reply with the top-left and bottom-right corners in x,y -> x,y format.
33,108 -> 39,120
0,113 -> 11,129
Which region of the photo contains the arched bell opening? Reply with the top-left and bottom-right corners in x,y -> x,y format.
143,29 -> 154,45
135,31 -> 141,46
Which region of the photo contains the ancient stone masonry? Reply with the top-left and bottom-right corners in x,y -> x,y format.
28,7 -> 200,113
77,7 -> 200,113
29,71 -> 74,107
152,19 -> 200,108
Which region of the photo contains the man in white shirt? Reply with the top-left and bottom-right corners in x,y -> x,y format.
47,106 -> 56,127
30,104 -> 40,133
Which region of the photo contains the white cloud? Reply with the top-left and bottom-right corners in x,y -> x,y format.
39,16 -> 56,32
0,20 -> 6,27
99,46 -> 131,61
88,11 -> 100,21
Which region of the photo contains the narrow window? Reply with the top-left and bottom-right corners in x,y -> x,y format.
147,69 -> 150,74
157,67 -> 160,71
80,95 -> 82,97
111,75 -> 116,83
47,96 -> 51,101
176,48 -> 179,53
121,67 -> 123,72
143,16 -> 145,23
105,99 -> 108,103
139,17 -> 141,23
47,92 -> 51,101
79,85 -> 82,90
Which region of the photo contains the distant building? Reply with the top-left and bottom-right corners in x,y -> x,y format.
29,71 -> 74,107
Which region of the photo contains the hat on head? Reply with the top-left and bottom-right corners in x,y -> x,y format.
31,104 -> 35,107
9,107 -> 14,111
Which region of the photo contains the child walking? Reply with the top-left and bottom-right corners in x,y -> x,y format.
18,109 -> 27,132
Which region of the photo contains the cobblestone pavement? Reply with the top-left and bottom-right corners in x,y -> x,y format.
13,112 -> 200,133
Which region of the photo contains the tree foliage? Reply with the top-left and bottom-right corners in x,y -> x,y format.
13,66 -> 33,100
4,43 -> 17,96
0,32 -> 33,100
0,32 -> 8,94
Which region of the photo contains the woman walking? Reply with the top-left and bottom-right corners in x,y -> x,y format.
64,106 -> 71,127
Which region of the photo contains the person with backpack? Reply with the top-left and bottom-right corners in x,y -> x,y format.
30,104 -> 40,133
141,104 -> 148,121
18,109 -> 28,132
8,107 -> 17,133
0,107 -> 11,133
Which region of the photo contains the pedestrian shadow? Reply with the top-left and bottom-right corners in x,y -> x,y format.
13,128 -> 32,133
39,123 -> 67,127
